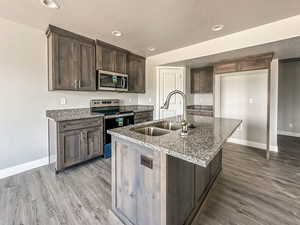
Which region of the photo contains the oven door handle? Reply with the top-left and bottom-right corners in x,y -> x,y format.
122,77 -> 126,88
105,113 -> 134,119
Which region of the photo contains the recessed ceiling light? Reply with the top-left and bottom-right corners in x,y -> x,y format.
41,0 -> 60,9
147,47 -> 156,52
112,30 -> 122,37
212,24 -> 224,31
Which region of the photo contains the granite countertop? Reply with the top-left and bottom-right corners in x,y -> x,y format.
186,105 -> 213,112
46,108 -> 104,121
108,115 -> 241,167
46,105 -> 154,122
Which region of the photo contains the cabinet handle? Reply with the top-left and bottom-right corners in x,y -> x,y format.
74,80 -> 77,88
141,155 -> 153,169
78,80 -> 81,88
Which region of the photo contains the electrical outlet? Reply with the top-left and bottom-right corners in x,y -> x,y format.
60,97 -> 67,105
129,98 -> 132,103
249,98 -> 254,104
149,97 -> 152,103
289,123 -> 294,128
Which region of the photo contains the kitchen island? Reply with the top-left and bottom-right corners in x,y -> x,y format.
108,115 -> 241,225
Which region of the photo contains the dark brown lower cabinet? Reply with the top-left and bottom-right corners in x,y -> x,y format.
85,126 -> 103,160
187,111 -> 214,117
134,111 -> 153,124
59,129 -> 84,168
112,137 -> 223,225
48,117 -> 104,172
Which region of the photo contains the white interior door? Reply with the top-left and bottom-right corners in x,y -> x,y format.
158,67 -> 185,119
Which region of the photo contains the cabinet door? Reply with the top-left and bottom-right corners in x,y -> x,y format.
115,141 -> 138,224
136,149 -> 161,225
59,130 -> 84,170
85,126 -> 103,159
77,42 -> 96,91
53,34 -> 78,90
191,67 -> 213,93
96,45 -> 116,72
115,50 -> 127,74
128,54 -> 146,93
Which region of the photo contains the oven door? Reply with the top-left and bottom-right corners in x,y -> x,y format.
98,70 -> 128,91
104,113 -> 134,144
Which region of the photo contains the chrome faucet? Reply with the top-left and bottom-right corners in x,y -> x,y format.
161,90 -> 189,136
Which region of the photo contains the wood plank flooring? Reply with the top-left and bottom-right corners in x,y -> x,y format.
1,135 -> 300,225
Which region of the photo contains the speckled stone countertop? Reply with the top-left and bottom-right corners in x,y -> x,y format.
46,108 -> 104,121
46,105 -> 154,122
108,115 -> 241,167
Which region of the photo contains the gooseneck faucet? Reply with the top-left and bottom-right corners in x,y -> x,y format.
161,90 -> 188,136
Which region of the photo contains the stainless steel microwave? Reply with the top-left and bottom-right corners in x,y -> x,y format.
98,70 -> 128,91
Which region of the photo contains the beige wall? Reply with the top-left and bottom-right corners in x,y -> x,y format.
278,60 -> 300,135
217,70 -> 268,144
0,18 -> 138,170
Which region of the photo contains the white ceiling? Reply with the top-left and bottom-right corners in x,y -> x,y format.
1,0 -> 300,56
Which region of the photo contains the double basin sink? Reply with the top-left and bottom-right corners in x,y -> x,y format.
131,121 -> 181,137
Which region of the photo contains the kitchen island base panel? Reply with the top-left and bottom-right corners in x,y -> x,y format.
111,137 -> 222,225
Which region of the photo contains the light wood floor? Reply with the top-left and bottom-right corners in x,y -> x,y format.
1,135 -> 300,225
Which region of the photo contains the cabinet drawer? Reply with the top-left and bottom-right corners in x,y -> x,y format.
134,111 -> 153,120
59,118 -> 103,132
187,111 -> 213,117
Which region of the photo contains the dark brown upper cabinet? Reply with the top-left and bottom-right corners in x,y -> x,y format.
190,66 -> 213,94
47,25 -> 96,91
214,53 -> 274,74
95,40 -> 128,74
127,53 -> 146,93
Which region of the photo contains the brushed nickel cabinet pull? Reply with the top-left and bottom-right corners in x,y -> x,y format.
141,155 -> 153,169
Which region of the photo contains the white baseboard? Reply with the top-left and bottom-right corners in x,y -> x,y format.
0,157 -> 49,180
227,138 -> 278,152
278,130 -> 300,138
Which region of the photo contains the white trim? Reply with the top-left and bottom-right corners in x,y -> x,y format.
227,138 -> 278,152
0,157 -> 49,180
278,130 -> 300,138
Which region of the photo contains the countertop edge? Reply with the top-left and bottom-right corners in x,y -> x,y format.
108,129 -> 209,167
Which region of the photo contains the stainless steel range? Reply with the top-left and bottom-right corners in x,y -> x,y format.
90,99 -> 134,158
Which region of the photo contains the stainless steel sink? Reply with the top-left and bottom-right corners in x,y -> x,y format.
152,121 -> 182,131
131,127 -> 170,136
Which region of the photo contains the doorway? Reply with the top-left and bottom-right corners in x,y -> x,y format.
156,67 -> 185,119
